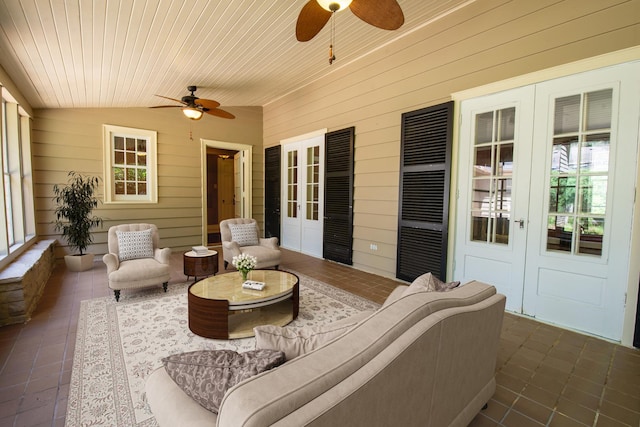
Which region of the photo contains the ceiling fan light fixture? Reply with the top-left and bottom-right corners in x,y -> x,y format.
316,0 -> 352,12
182,107 -> 203,120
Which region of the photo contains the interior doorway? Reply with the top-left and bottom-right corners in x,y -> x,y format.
201,139 -> 253,247
206,148 -> 238,244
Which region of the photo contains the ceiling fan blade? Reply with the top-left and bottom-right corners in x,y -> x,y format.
296,0 -> 332,42
349,0 -> 404,30
205,108 -> 235,120
149,105 -> 182,109
154,94 -> 187,105
194,98 -> 220,109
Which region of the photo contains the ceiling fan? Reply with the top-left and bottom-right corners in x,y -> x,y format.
295,0 -> 404,42
150,86 -> 235,120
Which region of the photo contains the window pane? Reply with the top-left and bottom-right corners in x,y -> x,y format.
498,107 -> 515,141
137,183 -> 147,195
126,152 -> 135,165
585,89 -> 612,130
581,135 -> 609,173
471,211 -> 490,242
579,176 -> 607,214
494,214 -> 510,244
497,144 -> 513,176
473,146 -> 492,177
577,217 -> 603,255
115,181 -> 125,195
554,95 -> 580,134
549,176 -> 576,213
114,151 -> 125,164
471,179 -> 491,210
547,215 -> 573,252
475,112 -> 494,144
494,178 -> 511,212
551,137 -> 579,175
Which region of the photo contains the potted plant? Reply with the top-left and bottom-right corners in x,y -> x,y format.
53,171 -> 104,271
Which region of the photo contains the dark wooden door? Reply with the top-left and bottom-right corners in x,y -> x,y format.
264,145 -> 281,239
396,101 -> 454,282
323,127 -> 354,265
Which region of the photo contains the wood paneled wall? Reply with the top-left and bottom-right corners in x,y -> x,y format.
263,0 -> 640,278
32,106 -> 262,257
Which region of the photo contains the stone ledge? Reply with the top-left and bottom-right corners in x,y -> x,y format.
0,239 -> 56,326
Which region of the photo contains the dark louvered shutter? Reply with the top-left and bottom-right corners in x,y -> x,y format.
264,145 -> 281,239
323,127 -> 354,265
397,101 -> 453,282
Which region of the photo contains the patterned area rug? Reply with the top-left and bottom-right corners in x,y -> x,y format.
65,271 -> 379,426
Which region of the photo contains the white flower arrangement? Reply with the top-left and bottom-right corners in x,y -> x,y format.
232,253 -> 257,276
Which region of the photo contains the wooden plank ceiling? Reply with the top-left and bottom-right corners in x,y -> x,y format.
0,0 -> 474,110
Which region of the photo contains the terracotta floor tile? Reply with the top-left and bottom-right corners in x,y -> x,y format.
502,409 -> 544,427
555,397 -> 597,426
512,396 -> 553,424
548,412 -> 589,427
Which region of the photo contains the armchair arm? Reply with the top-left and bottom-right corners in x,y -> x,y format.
155,247 -> 171,265
102,253 -> 120,274
259,237 -> 279,250
222,241 -> 242,259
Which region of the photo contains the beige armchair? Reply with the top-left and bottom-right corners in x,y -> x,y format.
103,223 -> 171,301
220,218 -> 280,270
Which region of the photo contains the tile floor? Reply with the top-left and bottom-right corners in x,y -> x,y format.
0,248 -> 638,426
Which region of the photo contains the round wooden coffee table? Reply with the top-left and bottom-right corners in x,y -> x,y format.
188,270 -> 299,339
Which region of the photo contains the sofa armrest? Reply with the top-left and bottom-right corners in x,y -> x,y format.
102,253 -> 119,273
259,237 -> 279,249
155,247 -> 171,265
222,241 -> 241,258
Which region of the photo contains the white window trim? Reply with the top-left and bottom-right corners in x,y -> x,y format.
103,124 -> 158,204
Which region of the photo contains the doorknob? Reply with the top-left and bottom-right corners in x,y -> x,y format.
515,219 -> 526,229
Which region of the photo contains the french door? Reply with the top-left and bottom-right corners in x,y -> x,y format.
455,62 -> 639,341
281,135 -> 324,257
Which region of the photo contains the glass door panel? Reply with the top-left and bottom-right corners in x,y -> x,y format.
470,107 -> 516,244
545,89 -> 612,257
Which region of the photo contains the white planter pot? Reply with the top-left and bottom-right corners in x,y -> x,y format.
64,253 -> 95,272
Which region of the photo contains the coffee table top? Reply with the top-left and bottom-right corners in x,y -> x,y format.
189,270 -> 298,305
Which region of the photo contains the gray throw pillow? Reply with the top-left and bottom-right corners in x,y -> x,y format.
162,349 -> 285,413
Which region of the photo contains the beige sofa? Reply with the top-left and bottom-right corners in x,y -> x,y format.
146,281 -> 505,426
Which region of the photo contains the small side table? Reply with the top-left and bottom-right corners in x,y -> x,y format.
183,250 -> 218,282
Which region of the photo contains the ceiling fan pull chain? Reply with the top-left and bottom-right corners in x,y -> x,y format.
329,11 -> 336,64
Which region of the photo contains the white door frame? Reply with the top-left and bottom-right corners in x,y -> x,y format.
201,139 -> 253,245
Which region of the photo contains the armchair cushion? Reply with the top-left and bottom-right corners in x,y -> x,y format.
116,228 -> 154,261
163,349 -> 285,414
228,223 -> 259,247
